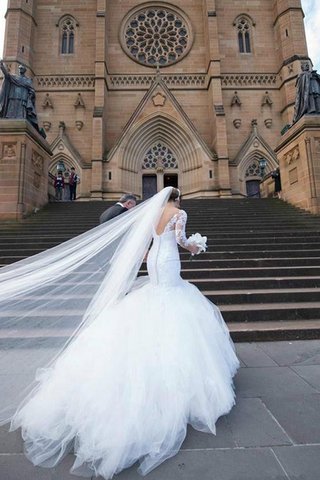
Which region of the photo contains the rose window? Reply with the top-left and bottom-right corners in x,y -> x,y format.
122,7 -> 192,67
143,144 -> 178,169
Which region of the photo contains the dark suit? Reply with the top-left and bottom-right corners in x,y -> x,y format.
99,203 -> 128,224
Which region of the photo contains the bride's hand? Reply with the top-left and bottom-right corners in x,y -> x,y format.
188,243 -> 200,255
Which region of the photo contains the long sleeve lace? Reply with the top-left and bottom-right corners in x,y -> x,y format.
175,210 -> 190,249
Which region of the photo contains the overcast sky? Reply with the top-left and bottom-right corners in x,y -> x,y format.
0,1 -> 318,69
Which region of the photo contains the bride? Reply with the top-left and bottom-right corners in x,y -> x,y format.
0,187 -> 239,478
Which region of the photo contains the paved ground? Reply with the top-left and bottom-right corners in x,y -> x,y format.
1,340 -> 320,480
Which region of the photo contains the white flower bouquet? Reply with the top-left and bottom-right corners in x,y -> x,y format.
188,233 -> 208,256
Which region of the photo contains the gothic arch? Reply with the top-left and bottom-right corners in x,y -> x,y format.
56,14 -> 80,28
233,13 -> 256,27
120,113 -> 203,174
49,153 -> 81,176
238,150 -> 278,196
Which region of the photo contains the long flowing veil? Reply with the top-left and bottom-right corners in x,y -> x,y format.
0,187 -> 173,425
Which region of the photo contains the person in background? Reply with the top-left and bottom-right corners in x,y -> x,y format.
271,167 -> 282,199
69,167 -> 79,201
63,168 -> 71,201
54,172 -> 64,201
99,193 -> 137,224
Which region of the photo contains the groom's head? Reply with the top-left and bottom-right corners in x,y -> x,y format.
119,193 -> 137,210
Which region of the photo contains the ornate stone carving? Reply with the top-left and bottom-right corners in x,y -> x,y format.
2,143 -> 16,159
43,121 -> 52,132
121,6 -> 192,68
108,74 -> 206,89
36,75 -> 95,90
42,93 -> 54,109
289,167 -> 298,185
221,74 -> 277,87
152,92 -> 166,107
231,91 -> 241,107
233,118 -> 242,129
264,118 -> 272,129
33,171 -> 41,189
261,91 -> 273,107
75,120 -> 84,130
32,151 -> 44,173
74,93 -> 86,108
284,146 -> 300,165
315,138 -> 320,153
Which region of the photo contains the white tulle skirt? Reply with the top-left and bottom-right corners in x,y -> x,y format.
11,280 -> 239,479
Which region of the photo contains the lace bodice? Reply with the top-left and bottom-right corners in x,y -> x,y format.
162,210 -> 189,249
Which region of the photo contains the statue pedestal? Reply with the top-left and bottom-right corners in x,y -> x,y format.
275,115 -> 320,215
0,119 -> 52,220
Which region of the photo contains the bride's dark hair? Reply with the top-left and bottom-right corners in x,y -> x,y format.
168,188 -> 180,202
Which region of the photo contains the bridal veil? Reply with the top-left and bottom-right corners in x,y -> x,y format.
0,187 -> 173,424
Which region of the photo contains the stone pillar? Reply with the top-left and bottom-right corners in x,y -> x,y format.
91,0 -> 107,199
275,115 -> 320,214
4,0 -> 37,74
156,170 -> 164,191
203,0 -> 231,197
0,119 -> 52,220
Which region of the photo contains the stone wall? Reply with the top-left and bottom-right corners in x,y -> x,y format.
0,120 -> 52,220
275,116 -> 320,214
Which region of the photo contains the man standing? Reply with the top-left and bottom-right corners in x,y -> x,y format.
99,194 -> 137,224
54,172 -> 64,201
69,167 -> 79,201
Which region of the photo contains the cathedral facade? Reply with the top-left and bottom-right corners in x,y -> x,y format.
2,0 -> 310,199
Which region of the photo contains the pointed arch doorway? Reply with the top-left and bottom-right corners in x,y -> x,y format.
142,142 -> 179,199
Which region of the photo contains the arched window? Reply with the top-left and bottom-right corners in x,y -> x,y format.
59,16 -> 77,54
234,16 -> 254,54
245,162 -> 261,178
143,143 -> 178,170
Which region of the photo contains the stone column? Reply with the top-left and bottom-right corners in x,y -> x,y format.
275,115 -> 320,214
4,0 -> 37,74
0,119 -> 52,220
203,0 -> 231,197
91,0 -> 107,199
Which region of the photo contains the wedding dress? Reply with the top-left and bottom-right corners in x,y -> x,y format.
8,204 -> 239,478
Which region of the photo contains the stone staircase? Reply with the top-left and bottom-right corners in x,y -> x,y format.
1,198 -> 320,341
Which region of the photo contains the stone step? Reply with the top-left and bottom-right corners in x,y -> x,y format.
0,302 -> 318,325
190,277 -> 320,290
229,320 -> 320,341
2,237 -> 320,247
181,266 -> 320,278
1,320 -> 319,346
2,255 -> 320,268
2,222 -> 319,230
205,289 -> 320,305
220,303 -> 320,323
8,288 -> 320,308
1,197 -> 320,342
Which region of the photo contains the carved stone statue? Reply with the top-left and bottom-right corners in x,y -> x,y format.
293,62 -> 320,124
0,60 -> 41,134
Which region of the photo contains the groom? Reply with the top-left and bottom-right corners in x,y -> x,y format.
99,193 -> 137,224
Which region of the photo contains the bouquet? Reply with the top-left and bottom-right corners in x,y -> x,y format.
188,233 -> 207,256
